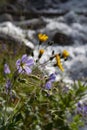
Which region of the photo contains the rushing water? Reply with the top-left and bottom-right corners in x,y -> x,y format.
32,14 -> 87,82
0,0 -> 87,82
17,0 -> 86,82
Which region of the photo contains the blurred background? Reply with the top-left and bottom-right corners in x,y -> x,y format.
0,0 -> 87,82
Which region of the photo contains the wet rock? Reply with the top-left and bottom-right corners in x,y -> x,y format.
0,13 -> 13,23
52,32 -> 73,45
60,0 -> 69,3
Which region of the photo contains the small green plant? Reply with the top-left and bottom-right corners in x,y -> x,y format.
0,33 -> 87,130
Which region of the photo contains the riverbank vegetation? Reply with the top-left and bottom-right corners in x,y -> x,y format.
0,34 -> 87,130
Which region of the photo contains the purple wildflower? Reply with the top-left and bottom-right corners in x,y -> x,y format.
4,63 -> 11,74
77,102 -> 87,116
45,73 -> 56,90
77,102 -> 83,114
45,81 -> 52,90
83,103 -> 87,115
49,73 -> 56,82
5,79 -> 11,94
16,54 -> 34,75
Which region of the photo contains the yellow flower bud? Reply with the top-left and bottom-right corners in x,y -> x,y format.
38,49 -> 45,59
62,50 -> 69,59
39,49 -> 45,55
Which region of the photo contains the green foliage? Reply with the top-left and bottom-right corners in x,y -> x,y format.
0,40 -> 87,130
0,74 -> 87,130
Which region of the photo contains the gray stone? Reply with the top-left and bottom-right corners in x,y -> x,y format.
0,13 -> 13,23
52,32 -> 73,45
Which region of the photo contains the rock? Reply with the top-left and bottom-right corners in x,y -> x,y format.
60,0 -> 69,3
52,32 -> 73,45
0,13 -> 13,23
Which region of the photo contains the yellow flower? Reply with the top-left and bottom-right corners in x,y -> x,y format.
38,49 -> 45,59
62,50 -> 69,59
55,54 -> 64,72
38,33 -> 48,42
39,49 -> 45,55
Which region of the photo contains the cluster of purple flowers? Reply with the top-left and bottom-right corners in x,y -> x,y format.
4,54 -> 57,91
77,102 -> 87,117
45,73 -> 56,90
4,54 -> 34,94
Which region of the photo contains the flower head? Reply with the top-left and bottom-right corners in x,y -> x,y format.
55,54 -> 64,72
45,73 -> 56,90
77,102 -> 87,116
16,54 -> 34,75
39,49 -> 45,55
38,49 -> 45,59
4,63 -> 11,74
38,33 -> 48,43
62,50 -> 69,59
77,102 -> 83,116
48,73 -> 56,82
5,79 -> 11,94
45,81 -> 52,90
83,104 -> 87,115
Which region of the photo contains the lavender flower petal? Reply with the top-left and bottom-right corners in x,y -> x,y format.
83,105 -> 87,115
23,65 -> 32,75
21,54 -> 27,63
16,59 -> 21,67
18,66 -> 23,73
5,79 -> 11,93
49,73 -> 56,82
4,64 -> 11,74
25,58 -> 34,66
45,81 -> 52,90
